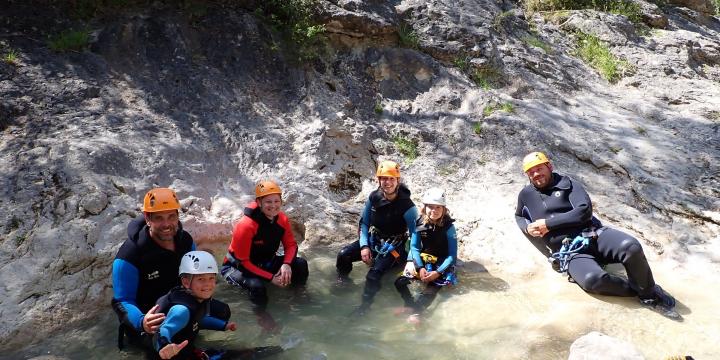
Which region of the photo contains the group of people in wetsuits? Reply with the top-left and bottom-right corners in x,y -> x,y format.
111,152 -> 679,359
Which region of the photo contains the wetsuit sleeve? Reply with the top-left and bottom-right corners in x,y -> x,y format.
436,226 -> 457,273
155,305 -> 190,351
200,315 -> 227,331
544,180 -> 593,231
279,214 -> 298,264
112,258 -> 144,331
358,199 -> 372,248
229,220 -> 274,280
404,206 -> 419,237
410,230 -> 423,268
514,191 -> 531,235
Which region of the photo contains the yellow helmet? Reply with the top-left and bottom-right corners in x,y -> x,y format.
142,188 -> 181,213
376,160 -> 401,178
255,180 -> 282,199
522,152 -> 550,172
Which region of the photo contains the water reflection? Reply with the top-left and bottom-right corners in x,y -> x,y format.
11,248 -> 720,359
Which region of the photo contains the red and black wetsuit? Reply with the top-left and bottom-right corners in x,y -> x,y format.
221,202 -> 308,310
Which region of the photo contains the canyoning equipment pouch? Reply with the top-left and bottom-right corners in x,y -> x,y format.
417,252 -> 457,286
369,226 -> 405,261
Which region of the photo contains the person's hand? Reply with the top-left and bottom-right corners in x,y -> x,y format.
418,267 -> 429,280
527,219 -> 549,237
403,262 -> 417,278
360,247 -> 373,266
272,264 -> 292,287
142,304 -> 165,334
421,271 -> 441,283
225,321 -> 237,331
159,340 -> 188,359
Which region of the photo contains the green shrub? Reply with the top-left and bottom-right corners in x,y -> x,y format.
500,102 -> 515,113
398,23 -> 419,49
453,56 -> 470,72
48,30 -> 90,52
524,0 -> 642,24
254,0 -> 327,62
713,0 -> 720,15
472,65 -> 503,90
393,136 -> 419,161
493,10 -> 514,32
3,49 -> 18,65
374,100 -> 384,114
574,31 -> 630,83
483,102 -> 514,117
472,121 -> 483,135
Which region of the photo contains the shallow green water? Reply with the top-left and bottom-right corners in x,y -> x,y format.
10,248 -> 717,359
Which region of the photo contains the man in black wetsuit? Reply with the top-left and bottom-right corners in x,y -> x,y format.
514,152 -> 679,319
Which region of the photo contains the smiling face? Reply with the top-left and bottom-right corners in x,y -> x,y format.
182,273 -> 216,301
525,163 -> 553,189
378,176 -> 399,199
257,193 -> 282,219
145,210 -> 179,243
425,204 -> 445,222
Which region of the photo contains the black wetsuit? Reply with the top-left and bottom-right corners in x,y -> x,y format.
515,173 -> 655,297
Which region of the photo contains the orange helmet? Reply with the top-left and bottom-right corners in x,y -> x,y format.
522,152 -> 550,172
376,160 -> 401,178
255,180 -> 282,199
142,188 -> 181,213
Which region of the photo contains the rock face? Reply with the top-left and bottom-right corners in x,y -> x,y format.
568,332 -> 645,360
0,0 -> 719,353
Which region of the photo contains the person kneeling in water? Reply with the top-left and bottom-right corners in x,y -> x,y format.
395,188 -> 458,324
154,251 -> 236,360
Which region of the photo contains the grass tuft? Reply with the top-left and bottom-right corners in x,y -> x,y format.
3,49 -> 19,65
522,34 -> 553,53
574,31 -> 631,83
398,23 -> 419,49
48,30 -> 90,52
393,135 -> 419,161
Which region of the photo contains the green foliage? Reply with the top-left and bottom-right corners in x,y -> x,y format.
255,0 -> 327,62
634,126 -> 647,135
713,0 -> 720,15
3,49 -> 18,65
483,102 -> 515,117
472,121 -> 483,135
574,31 -> 630,83
452,56 -> 470,72
48,29 -> 91,52
524,0 -> 642,24
609,145 -> 623,154
472,65 -> 503,90
374,100 -> 384,114
393,136 -> 419,161
398,23 -> 419,49
522,34 -> 552,53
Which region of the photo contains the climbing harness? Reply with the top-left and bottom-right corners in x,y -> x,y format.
549,235 -> 591,273
369,226 -> 404,261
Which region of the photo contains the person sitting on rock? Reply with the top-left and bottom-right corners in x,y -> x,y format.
221,180 -> 309,333
154,251 -> 236,360
111,188 -> 232,350
395,187 -> 458,324
336,160 -> 418,315
514,151 -> 679,319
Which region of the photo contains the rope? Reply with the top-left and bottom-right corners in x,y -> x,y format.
550,235 -> 590,273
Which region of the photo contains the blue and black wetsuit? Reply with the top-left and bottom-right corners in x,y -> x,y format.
153,287 -> 230,360
112,216 -> 195,341
336,184 -> 418,308
515,173 -> 656,297
112,216 -> 229,348
395,215 -> 457,313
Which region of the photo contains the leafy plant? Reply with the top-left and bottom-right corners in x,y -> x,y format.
472,65 -> 503,90
483,102 -> 515,117
493,10 -> 514,32
574,31 -> 631,83
634,126 -> 647,135
398,23 -> 419,49
393,136 -> 419,161
500,102 -> 515,113
374,100 -> 384,114
524,0 -> 642,24
3,49 -> 18,65
48,29 -> 90,52
472,121 -> 483,135
453,56 -> 470,72
254,0 -> 327,62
